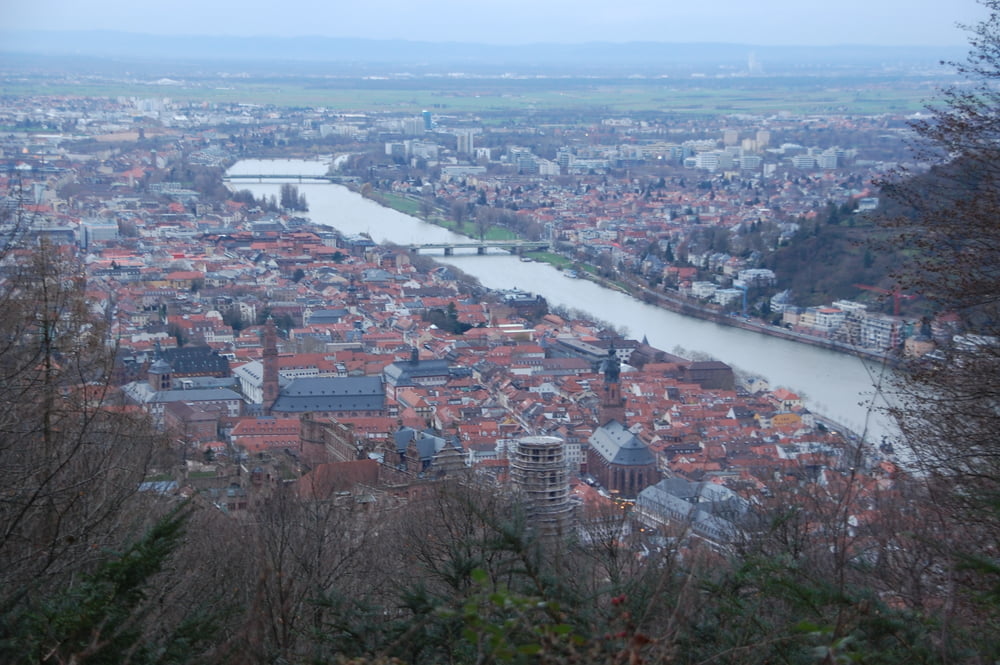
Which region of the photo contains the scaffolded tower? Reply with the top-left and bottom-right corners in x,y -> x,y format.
510,436 -> 575,538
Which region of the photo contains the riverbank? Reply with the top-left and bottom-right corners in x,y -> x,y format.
229,160 -> 897,440
366,186 -> 896,366
588,272 -> 896,365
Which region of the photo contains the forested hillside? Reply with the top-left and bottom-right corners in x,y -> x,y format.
765,201 -> 905,310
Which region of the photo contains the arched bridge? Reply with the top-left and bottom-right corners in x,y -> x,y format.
224,173 -> 340,183
401,240 -> 550,256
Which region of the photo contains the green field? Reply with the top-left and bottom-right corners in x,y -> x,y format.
0,74 -> 938,116
376,192 -> 424,217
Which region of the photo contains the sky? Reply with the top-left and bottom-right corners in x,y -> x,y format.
4,0 -> 989,47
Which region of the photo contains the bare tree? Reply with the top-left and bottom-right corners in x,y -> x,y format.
0,245 -> 159,581
449,200 -> 467,229
241,481 -> 396,663
0,238 -> 234,661
878,1 -> 1000,510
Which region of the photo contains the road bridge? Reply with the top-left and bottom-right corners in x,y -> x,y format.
223,173 -> 341,183
400,240 -> 549,256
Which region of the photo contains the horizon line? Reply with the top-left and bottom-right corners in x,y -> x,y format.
0,29 -> 970,51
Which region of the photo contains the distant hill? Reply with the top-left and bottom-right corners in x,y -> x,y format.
0,30 -> 963,75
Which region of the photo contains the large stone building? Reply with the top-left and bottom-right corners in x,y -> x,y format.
636,478 -> 747,544
269,376 -> 386,419
392,426 -> 466,477
259,317 -> 387,419
121,344 -> 241,427
586,348 -> 659,499
587,421 -> 659,500
383,347 -> 452,399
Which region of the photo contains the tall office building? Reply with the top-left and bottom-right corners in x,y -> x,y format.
422,110 -> 433,131
403,117 -> 425,136
456,130 -> 474,155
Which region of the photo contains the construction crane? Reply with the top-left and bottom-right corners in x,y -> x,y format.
853,284 -> 916,317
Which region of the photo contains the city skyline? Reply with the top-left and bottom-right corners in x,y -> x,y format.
5,0 -> 988,48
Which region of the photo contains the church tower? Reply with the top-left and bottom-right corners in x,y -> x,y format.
588,347 -> 660,499
600,347 -> 626,425
147,342 -> 172,391
147,358 -> 172,392
262,317 -> 279,414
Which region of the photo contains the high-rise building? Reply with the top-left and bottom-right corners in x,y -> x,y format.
510,436 -> 575,538
456,130 -> 474,155
422,110 -> 433,131
403,117 -> 424,136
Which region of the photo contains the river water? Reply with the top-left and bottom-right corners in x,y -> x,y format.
227,159 -> 896,441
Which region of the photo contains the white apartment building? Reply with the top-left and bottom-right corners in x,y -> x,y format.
860,314 -> 900,351
714,288 -> 744,307
690,281 -> 718,299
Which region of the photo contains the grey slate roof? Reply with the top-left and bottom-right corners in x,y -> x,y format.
394,427 -> 449,460
148,358 -> 172,374
121,380 -> 242,406
152,388 -> 243,404
162,346 -> 230,375
270,376 -> 385,413
383,358 -> 451,386
173,376 -> 237,390
637,479 -> 747,543
306,308 -> 349,325
361,268 -> 395,283
588,419 -> 656,467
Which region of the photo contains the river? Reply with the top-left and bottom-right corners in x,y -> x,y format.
227,158 -> 896,441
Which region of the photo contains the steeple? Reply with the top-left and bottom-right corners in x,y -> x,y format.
603,345 -> 621,385
600,347 -> 626,425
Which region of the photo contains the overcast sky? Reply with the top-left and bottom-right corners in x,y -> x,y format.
5,0 -> 988,47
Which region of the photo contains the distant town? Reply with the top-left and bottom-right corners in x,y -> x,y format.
2,88 -> 925,543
